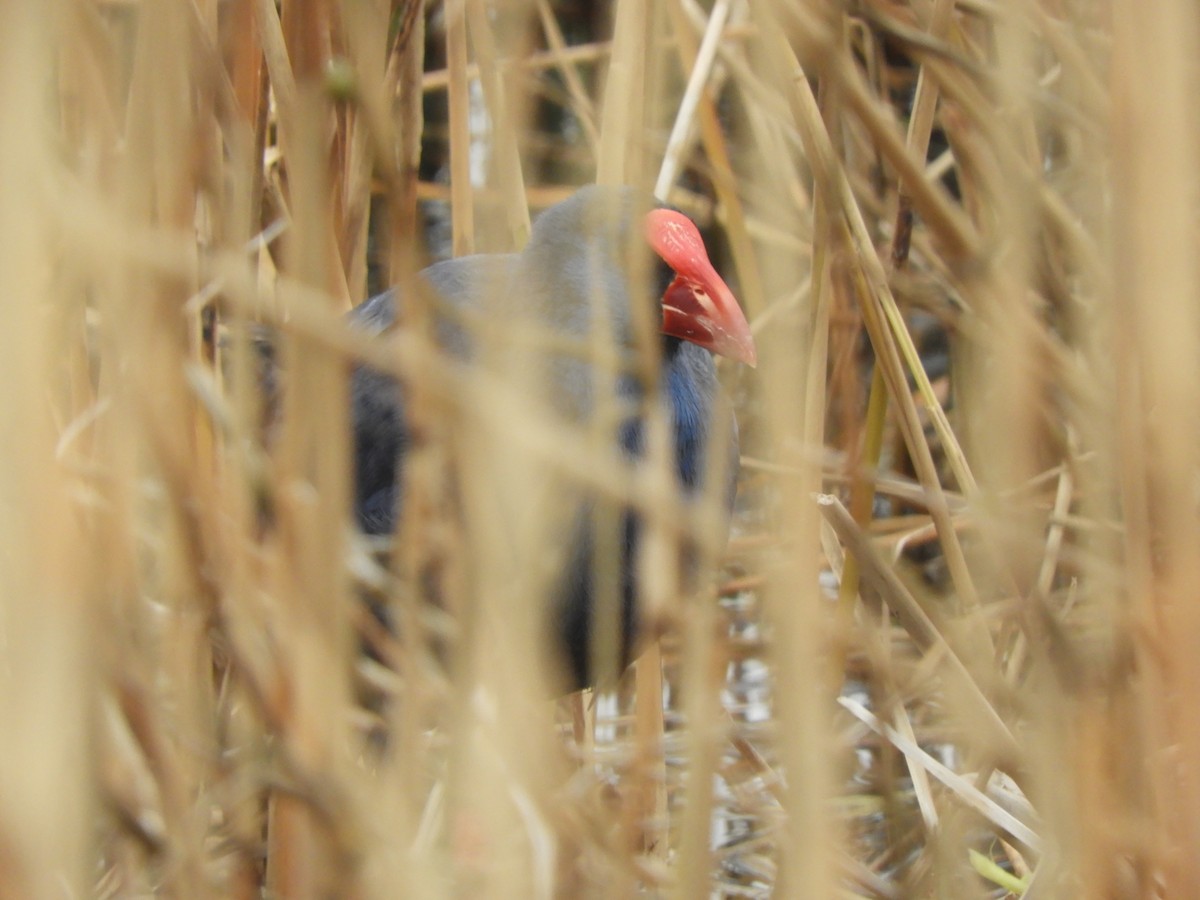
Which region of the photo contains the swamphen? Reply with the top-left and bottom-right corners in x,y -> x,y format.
349,186 -> 756,691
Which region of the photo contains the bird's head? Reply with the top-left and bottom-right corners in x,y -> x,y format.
643,206 -> 756,367
521,186 -> 757,368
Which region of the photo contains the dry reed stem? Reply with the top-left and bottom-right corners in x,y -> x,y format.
464,0 -> 531,248
445,0 -> 475,256
0,8 -> 91,897
1110,0 -> 1200,893
839,698 -> 1039,851
667,0 -> 768,322
742,4 -> 837,895
654,0 -> 730,199
769,24 -> 990,680
837,0 -> 955,841
534,0 -> 600,151
595,0 -> 651,187
420,25 -> 759,93
819,495 -> 1018,761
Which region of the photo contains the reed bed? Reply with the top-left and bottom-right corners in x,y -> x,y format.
2,0 -> 1198,896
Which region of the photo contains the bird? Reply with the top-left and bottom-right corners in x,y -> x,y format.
348,185 -> 756,691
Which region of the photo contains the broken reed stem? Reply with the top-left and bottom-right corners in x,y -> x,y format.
819,494 -> 1019,762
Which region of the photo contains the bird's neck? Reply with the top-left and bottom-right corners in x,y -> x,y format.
661,334 -> 685,362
